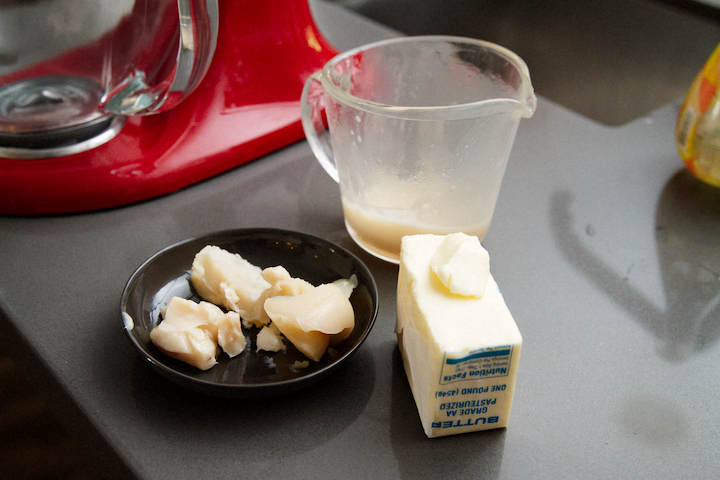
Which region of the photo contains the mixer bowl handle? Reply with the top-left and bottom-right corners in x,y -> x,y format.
104,0 -> 219,116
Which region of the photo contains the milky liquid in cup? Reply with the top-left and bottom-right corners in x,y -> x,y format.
343,201 -> 490,263
339,174 -> 494,263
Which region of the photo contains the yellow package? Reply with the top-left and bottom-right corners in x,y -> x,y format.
676,44 -> 720,187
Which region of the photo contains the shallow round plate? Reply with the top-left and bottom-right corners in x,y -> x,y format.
121,228 -> 378,398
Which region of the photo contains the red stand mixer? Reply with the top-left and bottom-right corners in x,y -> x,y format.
0,0 -> 337,215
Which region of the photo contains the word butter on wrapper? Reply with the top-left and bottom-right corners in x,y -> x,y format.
396,233 -> 522,438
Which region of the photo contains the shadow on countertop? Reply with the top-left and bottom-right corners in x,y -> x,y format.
550,170 -> 720,362
0,347 -> 100,480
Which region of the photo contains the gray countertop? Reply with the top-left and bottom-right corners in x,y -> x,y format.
1,1 -> 719,478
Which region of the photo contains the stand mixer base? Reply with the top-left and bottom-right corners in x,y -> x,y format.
0,0 -> 337,215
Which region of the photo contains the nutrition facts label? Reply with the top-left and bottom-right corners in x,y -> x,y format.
439,345 -> 514,385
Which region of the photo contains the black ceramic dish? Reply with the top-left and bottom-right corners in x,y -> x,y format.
121,228 -> 378,399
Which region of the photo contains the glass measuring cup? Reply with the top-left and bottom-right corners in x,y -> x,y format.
301,36 -> 536,263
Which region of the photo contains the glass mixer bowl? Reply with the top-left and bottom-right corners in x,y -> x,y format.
0,0 -> 217,158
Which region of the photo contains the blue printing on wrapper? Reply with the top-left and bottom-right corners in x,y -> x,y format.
439,345 -> 514,385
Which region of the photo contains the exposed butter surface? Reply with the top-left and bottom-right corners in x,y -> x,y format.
430,232 -> 490,297
396,233 -> 522,437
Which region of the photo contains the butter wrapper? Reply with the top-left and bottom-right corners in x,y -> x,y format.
395,234 -> 522,438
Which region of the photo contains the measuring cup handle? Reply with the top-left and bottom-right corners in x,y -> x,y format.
301,71 -> 339,183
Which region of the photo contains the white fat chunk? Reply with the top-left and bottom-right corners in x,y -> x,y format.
267,274 -> 314,298
256,323 -> 286,353
186,246 -> 360,364
264,284 -> 355,361
430,232 -> 489,297
396,234 -> 522,438
261,265 -> 291,284
327,276 -> 357,346
190,245 -> 271,325
269,319 -> 329,362
214,315 -> 247,358
264,284 -> 354,334
331,274 -> 358,298
249,265 -> 317,329
149,297 -> 245,371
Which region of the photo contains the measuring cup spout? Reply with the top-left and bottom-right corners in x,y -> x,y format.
519,76 -> 537,118
474,65 -> 535,119
494,43 -> 536,119
477,92 -> 536,119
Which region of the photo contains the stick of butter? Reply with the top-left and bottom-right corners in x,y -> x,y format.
396,233 -> 522,438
